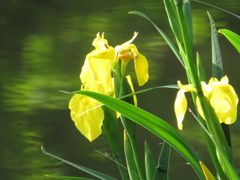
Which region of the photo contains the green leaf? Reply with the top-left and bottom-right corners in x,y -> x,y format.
157,142 -> 171,180
196,52 -> 207,82
208,12 -> 224,79
102,106 -> 128,180
73,91 -> 205,180
45,175 -> 94,180
123,130 -> 139,180
102,106 -> 121,158
182,0 -> 193,43
218,29 -> 240,53
144,141 -> 159,180
163,0 -> 182,43
41,146 -> 117,180
128,11 -> 184,67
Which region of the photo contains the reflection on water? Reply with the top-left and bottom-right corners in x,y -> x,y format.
1,0 -> 240,179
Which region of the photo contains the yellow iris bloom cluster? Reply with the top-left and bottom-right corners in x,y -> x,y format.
174,76 -> 238,130
69,33 -> 149,141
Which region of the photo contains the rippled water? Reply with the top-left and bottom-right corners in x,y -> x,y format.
1,0 -> 240,179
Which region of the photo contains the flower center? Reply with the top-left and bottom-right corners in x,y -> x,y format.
118,49 -> 137,62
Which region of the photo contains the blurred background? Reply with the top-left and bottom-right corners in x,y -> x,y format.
1,0 -> 240,179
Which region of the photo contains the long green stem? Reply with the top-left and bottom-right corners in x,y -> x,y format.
112,60 -> 145,179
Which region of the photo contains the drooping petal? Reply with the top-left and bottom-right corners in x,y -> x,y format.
134,53 -> 149,86
69,94 -> 104,142
120,44 -> 149,86
174,90 -> 187,130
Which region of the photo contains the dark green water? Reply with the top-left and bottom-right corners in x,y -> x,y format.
1,0 -> 240,179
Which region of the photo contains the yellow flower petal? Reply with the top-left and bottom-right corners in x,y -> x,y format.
80,33 -> 115,89
174,90 -> 187,130
92,33 -> 110,50
199,76 -> 238,124
199,161 -> 215,180
118,44 -> 149,86
69,94 -> 104,142
134,53 -> 149,86
126,75 -> 137,106
178,81 -> 196,92
209,84 -> 238,124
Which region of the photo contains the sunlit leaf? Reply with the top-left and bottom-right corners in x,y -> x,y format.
218,29 -> 240,53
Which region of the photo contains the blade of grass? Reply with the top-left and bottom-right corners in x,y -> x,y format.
196,52 -> 207,82
163,0 -> 182,43
182,0 -> 193,42
124,130 -> 140,180
157,141 -> 170,180
144,141 -> 159,180
41,146 -> 117,180
218,29 -> 240,53
208,12 -> 224,79
102,106 -> 128,180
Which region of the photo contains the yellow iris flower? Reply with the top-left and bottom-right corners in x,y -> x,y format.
69,32 -> 148,141
174,76 -> 238,130
199,76 -> 238,124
